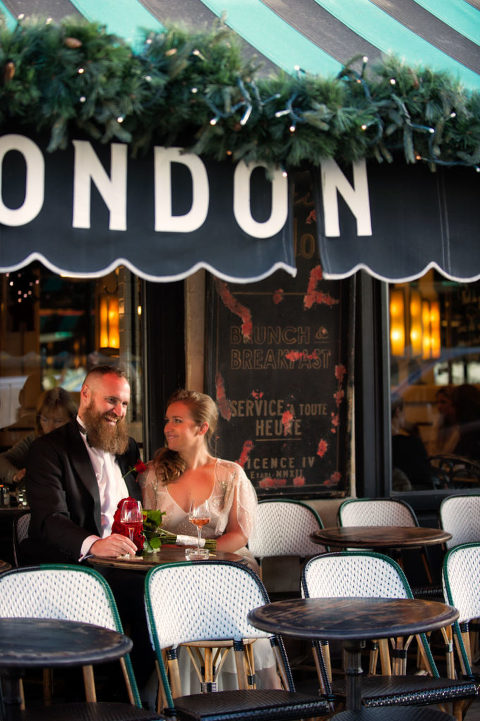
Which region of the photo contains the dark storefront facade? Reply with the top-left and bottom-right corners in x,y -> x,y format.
1,2 -> 480,523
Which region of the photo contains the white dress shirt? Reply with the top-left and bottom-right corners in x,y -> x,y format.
77,417 -> 129,558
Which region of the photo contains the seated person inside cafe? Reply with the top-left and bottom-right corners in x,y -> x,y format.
21,364 -> 154,702
391,394 -> 436,490
0,387 -> 77,486
140,388 -> 282,692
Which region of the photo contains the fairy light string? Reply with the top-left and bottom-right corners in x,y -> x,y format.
0,15 -> 478,172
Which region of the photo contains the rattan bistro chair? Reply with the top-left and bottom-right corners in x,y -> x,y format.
0,564 -> 157,721
338,497 -> 419,528
439,495 -> 480,549
12,510 -> 30,567
247,498 -> 326,579
301,551 -> 477,721
338,497 -> 439,590
144,560 -> 331,721
443,543 -> 480,676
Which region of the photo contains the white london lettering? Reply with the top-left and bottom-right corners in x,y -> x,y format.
73,140 -> 127,231
0,134 -> 44,226
321,158 -> 372,237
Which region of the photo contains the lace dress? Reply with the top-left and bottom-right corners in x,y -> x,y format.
141,458 -> 257,561
140,458 -> 278,692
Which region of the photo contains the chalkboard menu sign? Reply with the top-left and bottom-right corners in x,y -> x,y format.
205,172 -> 353,498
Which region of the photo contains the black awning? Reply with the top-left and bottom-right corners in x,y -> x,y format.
0,135 -> 296,283
313,160 -> 480,283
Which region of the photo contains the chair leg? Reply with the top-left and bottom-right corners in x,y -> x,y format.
82,665 -> 96,702
244,642 -> 257,688
119,657 -> 135,705
19,678 -> 25,710
441,625 -> 456,679
166,651 -> 182,699
233,641 -> 248,690
42,669 -> 53,706
156,657 -> 168,712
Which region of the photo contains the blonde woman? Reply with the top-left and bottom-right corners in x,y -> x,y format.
140,388 -> 281,692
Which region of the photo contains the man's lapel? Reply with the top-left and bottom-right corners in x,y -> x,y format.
70,422 -> 102,530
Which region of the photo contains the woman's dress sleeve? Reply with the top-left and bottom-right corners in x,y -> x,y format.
215,460 -> 257,540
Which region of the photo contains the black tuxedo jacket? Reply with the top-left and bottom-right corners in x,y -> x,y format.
22,420 -> 142,563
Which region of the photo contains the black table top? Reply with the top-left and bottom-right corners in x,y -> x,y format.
0,617 -> 132,669
311,526 -> 451,549
248,597 -> 459,641
88,544 -> 244,571
330,708 -> 454,720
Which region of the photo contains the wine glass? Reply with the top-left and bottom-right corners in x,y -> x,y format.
120,499 -> 143,543
187,498 -> 210,559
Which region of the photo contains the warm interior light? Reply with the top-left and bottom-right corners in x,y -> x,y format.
430,300 -> 441,358
100,295 -> 119,349
421,300 -> 431,359
409,290 -> 422,356
99,296 -> 109,348
389,289 -> 405,356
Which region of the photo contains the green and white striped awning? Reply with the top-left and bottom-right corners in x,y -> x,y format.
1,0 -> 478,88
0,0 -> 479,283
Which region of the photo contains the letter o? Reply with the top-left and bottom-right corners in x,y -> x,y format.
0,135 -> 44,226
233,162 -> 288,238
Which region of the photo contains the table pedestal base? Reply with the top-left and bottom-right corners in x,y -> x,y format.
331,706 -> 454,720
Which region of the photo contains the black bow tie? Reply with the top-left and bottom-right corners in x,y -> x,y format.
78,423 -> 93,447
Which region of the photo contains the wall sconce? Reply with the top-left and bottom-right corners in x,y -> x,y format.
390,288 -> 405,356
99,295 -> 119,349
421,300 -> 431,359
390,287 -> 441,360
409,290 -> 422,356
421,299 -> 441,359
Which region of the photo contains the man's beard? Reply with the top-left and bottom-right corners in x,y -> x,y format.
82,402 -> 129,455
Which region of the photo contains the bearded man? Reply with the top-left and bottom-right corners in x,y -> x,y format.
22,364 -> 142,563
22,364 -> 157,704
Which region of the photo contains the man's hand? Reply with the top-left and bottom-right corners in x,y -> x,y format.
13,468 -> 26,483
91,534 -> 137,558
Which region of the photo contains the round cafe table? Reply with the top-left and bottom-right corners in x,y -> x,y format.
0,617 -> 133,721
88,544 -> 246,572
311,526 -> 452,585
311,526 -> 451,550
248,596 -> 458,720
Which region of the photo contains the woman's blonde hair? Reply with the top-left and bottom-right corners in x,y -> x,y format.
153,389 -> 219,485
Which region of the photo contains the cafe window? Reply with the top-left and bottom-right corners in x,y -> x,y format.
389,270 -> 480,492
0,262 -> 144,455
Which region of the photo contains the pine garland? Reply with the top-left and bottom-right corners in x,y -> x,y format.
0,14 -> 479,171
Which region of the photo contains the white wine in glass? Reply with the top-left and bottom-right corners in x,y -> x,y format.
187,498 -> 210,559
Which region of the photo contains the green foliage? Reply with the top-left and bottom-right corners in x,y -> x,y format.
0,15 -> 479,170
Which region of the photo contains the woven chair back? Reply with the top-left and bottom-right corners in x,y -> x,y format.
248,499 -> 325,558
338,498 -> 418,527
443,543 -> 480,624
12,512 -> 30,567
0,564 -> 120,630
145,560 -> 273,650
302,551 -> 410,600
440,495 -> 480,549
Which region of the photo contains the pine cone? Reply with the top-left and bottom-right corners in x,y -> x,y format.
64,37 -> 82,49
4,61 -> 15,84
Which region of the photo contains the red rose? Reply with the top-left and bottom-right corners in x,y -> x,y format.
122,459 -> 147,480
